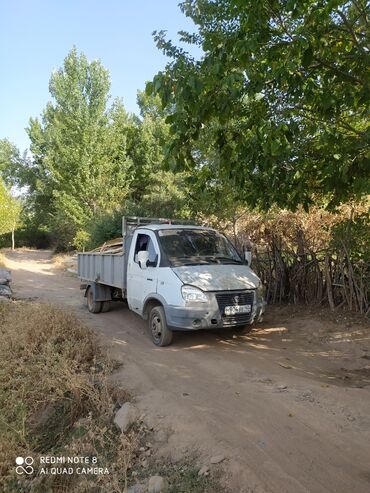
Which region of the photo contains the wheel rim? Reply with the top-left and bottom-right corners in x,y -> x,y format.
151,314 -> 162,343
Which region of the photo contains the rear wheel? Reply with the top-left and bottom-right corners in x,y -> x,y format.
149,306 -> 173,347
86,286 -> 102,314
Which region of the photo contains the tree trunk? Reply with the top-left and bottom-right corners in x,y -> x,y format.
11,227 -> 15,251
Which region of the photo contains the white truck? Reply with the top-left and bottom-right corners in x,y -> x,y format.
78,217 -> 265,346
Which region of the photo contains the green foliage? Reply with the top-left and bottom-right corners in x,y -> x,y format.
86,210 -> 123,248
87,169 -> 191,248
0,139 -> 24,187
0,178 -> 21,237
26,48 -> 133,249
85,89 -> 192,249
15,49 -> 191,250
149,0 -> 370,211
0,227 -> 51,250
72,230 -> 91,252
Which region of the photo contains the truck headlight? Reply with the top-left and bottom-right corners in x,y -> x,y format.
181,285 -> 208,303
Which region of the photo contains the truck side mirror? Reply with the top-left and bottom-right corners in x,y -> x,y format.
137,250 -> 149,269
244,250 -> 252,266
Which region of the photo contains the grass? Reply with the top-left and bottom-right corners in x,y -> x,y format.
52,253 -> 70,269
0,301 -> 221,493
161,457 -> 225,493
0,301 -> 133,493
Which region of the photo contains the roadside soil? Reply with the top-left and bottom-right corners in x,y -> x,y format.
4,249 -> 370,493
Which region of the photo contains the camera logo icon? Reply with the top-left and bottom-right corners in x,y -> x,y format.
15,456 -> 34,475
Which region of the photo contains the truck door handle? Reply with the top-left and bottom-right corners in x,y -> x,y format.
146,278 -> 153,281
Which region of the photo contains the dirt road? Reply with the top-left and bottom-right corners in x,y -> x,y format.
4,249 -> 370,493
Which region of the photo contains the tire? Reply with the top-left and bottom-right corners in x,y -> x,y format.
149,305 -> 173,347
234,324 -> 253,335
86,286 -> 102,314
101,301 -> 111,313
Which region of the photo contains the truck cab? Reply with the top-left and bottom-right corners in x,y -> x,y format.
126,224 -> 265,346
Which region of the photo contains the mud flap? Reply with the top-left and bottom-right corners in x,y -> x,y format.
84,282 -> 112,302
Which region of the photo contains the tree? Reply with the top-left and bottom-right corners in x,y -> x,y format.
21,50 -> 191,249
26,48 -> 132,248
0,139 -> 25,188
149,0 -> 370,211
0,178 -> 21,250
127,91 -> 190,208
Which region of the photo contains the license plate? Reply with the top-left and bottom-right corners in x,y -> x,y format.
224,305 -> 251,316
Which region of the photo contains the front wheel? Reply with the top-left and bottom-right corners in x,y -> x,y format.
149,306 -> 173,347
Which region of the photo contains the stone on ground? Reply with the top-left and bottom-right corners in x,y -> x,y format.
198,465 -> 210,476
113,402 -> 139,432
148,475 -> 168,493
0,269 -> 11,285
210,455 -> 225,464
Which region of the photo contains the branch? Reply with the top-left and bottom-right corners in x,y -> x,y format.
267,2 -> 295,42
336,9 -> 366,52
294,104 -> 366,138
313,56 -> 362,84
352,0 -> 370,27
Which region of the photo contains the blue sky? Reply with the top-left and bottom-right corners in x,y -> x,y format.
0,0 -> 199,151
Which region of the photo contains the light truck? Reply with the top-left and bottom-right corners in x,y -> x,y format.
78,217 -> 266,346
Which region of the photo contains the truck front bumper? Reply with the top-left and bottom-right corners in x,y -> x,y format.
165,298 -> 266,331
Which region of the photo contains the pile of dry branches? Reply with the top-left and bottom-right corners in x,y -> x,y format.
236,205 -> 369,315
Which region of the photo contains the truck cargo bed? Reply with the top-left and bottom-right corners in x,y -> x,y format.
78,253 -> 126,290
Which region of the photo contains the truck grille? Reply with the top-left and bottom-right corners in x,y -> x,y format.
215,291 -> 254,326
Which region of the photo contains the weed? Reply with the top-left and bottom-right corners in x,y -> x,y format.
0,301 -> 133,492
0,301 -> 222,492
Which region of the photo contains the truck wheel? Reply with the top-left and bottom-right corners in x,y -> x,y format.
234,324 -> 253,335
149,306 -> 173,347
101,301 -> 110,313
86,286 -> 102,314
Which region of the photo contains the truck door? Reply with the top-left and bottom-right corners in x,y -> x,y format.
127,230 -> 159,315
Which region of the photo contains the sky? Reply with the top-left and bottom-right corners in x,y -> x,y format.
0,0 -> 199,152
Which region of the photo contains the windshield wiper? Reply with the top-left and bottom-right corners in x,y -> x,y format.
210,256 -> 242,264
170,256 -> 211,266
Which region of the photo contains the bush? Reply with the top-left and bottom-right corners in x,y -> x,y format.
72,230 -> 91,252
0,228 -> 52,249
87,210 -> 123,249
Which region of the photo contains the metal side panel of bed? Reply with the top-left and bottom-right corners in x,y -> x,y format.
77,253 -> 126,290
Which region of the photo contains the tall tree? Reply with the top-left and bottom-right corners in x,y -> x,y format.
27,48 -> 131,247
122,91 -> 191,216
149,0 -> 370,210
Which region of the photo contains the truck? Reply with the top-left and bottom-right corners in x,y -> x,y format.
78,217 -> 266,346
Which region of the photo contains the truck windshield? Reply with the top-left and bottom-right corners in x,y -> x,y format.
158,229 -> 243,267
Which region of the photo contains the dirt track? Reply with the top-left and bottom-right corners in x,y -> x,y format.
4,249 -> 370,493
